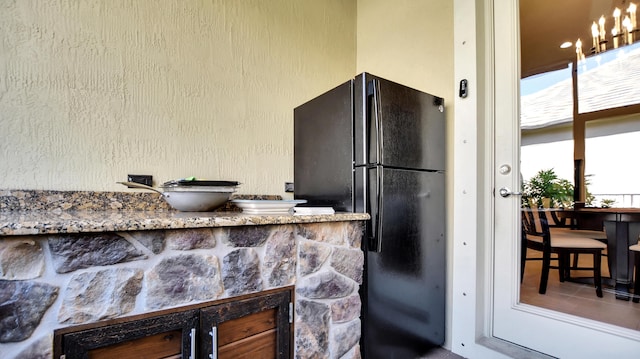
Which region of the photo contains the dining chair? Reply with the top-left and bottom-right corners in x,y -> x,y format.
630,243 -> 640,303
522,208 -> 607,297
552,226 -> 607,269
526,207 -> 608,269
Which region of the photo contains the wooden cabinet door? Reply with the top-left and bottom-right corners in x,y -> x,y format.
200,290 -> 292,359
59,310 -> 199,359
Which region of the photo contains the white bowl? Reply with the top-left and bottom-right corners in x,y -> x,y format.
163,191 -> 232,211
117,181 -> 236,211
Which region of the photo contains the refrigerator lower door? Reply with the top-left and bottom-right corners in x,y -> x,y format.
363,167 -> 445,358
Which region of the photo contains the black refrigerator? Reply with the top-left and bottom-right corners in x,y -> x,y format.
294,72 -> 446,358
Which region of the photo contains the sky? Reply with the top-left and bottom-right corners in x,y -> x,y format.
521,67 -> 571,96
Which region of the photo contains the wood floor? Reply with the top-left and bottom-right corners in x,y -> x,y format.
419,250 -> 640,359
520,250 -> 640,331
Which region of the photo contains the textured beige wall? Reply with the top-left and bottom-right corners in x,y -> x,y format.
0,0 -> 356,194
356,0 -> 453,99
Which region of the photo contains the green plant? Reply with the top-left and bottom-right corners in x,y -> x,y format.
584,174 -> 595,206
523,169 -> 574,208
600,198 -> 616,208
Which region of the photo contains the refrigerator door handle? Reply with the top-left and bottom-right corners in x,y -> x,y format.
370,167 -> 384,252
369,78 -> 382,164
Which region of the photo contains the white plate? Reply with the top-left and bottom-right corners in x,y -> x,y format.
161,186 -> 237,193
293,207 -> 335,215
231,199 -> 307,214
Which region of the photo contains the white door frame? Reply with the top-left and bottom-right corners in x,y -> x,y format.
451,0 -> 640,358
451,0 -> 520,357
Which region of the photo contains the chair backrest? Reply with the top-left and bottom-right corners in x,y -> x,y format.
526,199 -> 556,226
522,207 -> 551,239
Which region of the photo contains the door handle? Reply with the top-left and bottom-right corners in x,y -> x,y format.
209,326 -> 217,359
369,166 -> 384,253
370,78 -> 382,164
499,187 -> 522,198
190,328 -> 196,359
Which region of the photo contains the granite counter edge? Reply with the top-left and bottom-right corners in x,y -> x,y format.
0,211 -> 370,236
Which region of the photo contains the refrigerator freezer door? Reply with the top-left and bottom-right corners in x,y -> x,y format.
364,167 -> 445,358
354,73 -> 445,171
294,80 -> 355,211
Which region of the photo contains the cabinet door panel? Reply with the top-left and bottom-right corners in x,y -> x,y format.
217,308 -> 277,346
200,289 -> 291,359
87,330 -> 182,359
59,310 -> 198,359
219,328 -> 277,359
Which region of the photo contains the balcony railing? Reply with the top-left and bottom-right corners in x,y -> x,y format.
591,193 -> 640,208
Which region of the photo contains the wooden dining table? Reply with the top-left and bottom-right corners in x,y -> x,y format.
563,207 -> 640,300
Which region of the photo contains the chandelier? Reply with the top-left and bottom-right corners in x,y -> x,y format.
575,2 -> 637,62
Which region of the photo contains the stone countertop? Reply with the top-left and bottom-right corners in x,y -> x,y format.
0,189 -> 369,236
0,210 -> 370,236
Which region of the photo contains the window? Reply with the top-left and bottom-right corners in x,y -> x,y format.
585,116 -> 640,207
521,66 -> 574,194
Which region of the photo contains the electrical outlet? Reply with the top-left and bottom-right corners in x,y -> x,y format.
127,175 -> 153,186
285,182 -> 294,193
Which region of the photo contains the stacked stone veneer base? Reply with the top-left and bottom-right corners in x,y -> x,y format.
0,221 -> 364,359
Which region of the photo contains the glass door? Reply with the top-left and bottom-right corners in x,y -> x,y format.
491,0 -> 640,357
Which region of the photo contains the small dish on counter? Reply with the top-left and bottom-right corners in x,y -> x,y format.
293,207 -> 335,215
231,199 -> 307,214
